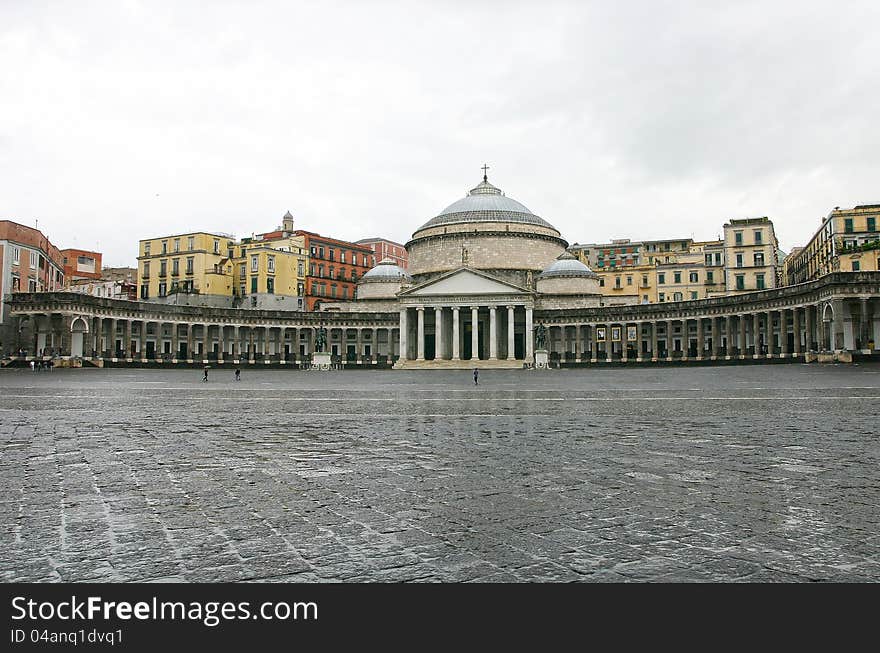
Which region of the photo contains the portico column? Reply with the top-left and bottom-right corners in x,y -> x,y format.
621,322 -> 629,361
489,306 -> 498,360
792,308 -> 802,356
780,311 -> 789,357
248,327 -> 255,361
92,317 -> 102,356
471,306 -> 479,360
766,310 -> 774,356
452,307 -> 460,360
738,315 -> 746,357
525,307 -> 534,362
399,308 -> 408,361
416,307 -> 425,360
507,306 -> 515,360
860,298 -> 870,350
435,307 -> 445,360
606,324 -> 613,361
711,316 -> 719,358
803,306 -> 813,352
575,324 -> 582,361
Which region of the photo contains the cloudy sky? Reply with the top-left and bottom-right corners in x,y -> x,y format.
2,0 -> 878,266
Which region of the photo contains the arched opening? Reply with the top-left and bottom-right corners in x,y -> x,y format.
70,317 -> 88,357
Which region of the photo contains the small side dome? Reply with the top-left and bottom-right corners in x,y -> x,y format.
537,252 -> 598,279
361,258 -> 412,282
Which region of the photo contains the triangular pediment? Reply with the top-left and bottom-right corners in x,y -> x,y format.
401,268 -> 528,297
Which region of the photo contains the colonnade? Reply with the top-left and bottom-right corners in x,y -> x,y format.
398,304 -> 534,362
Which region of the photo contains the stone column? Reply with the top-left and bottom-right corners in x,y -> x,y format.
574,324 -> 582,361
356,328 -> 363,361
92,317 -> 101,357
507,306 -> 515,360
606,324 -> 613,361
650,321 -> 658,361
804,305 -> 813,352
399,308 -> 408,361
752,313 -> 760,358
416,307 -> 425,360
696,318 -> 704,360
124,320 -> 132,358
489,306 -> 498,360
525,307 -> 534,363
248,327 -> 255,361
435,307 -> 445,360
172,322 -> 180,359
831,299 -> 844,351
738,315 -> 746,357
860,298 -> 870,350
766,310 -> 774,356
471,306 -> 479,360
139,321 -> 147,359
452,307 -> 460,360
711,317 -> 719,358
792,308 -> 801,355
621,322 -> 629,362
780,310 -> 789,357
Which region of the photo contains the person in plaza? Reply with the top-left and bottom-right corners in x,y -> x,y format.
473,368 -> 479,385
203,365 -> 209,382
234,368 -> 241,381
30,360 -> 36,372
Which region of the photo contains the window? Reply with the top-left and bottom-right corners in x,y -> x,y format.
310,263 -> 315,275
689,272 -> 698,283
736,253 -> 743,268
213,239 -> 220,254
330,267 -> 335,280
319,247 -> 325,258
143,262 -> 150,278
251,256 -> 259,272
172,259 -> 179,275
599,278 -> 605,287
707,270 -> 714,283
174,239 -> 180,253
158,282 -> 167,297
140,284 -> 149,299
674,271 -> 681,283
12,247 -> 20,264
159,260 -> 167,276
267,278 -> 274,294
715,252 -> 722,265
868,217 -> 876,232
626,275 -> 633,286
734,231 -> 743,245
615,277 -> 621,289
329,249 -> 335,262
754,230 -> 763,244
188,236 -> 194,250
852,260 -> 860,271
657,273 -> 665,284
673,292 -> 683,301
161,241 -> 167,254
331,285 -> 337,298
844,218 -> 854,233
705,254 -> 712,266
690,291 -> 698,300
658,292 -> 665,302
267,256 -> 275,273
641,275 -> 648,287
735,274 -> 745,290
30,251 -> 37,267
318,265 -> 324,277
143,242 -> 151,256
756,273 -> 766,290
251,277 -> 258,293
297,261 -> 304,276
186,257 -> 194,274
340,251 -> 346,263
754,252 -> 764,266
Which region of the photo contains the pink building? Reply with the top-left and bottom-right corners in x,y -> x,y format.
355,237 -> 408,269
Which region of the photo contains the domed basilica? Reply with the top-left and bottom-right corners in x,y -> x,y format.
329,171 -> 620,367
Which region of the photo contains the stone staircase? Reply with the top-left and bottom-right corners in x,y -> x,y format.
393,359 -> 524,370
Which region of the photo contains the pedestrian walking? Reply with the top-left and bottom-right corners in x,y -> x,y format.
30,360 -> 36,372
473,368 -> 479,385
234,368 -> 241,381
203,365 -> 209,382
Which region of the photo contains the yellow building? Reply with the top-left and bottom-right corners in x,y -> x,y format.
137,232 -> 236,300
723,217 -> 779,293
230,240 -> 306,304
595,264 -> 656,303
785,204 -> 880,285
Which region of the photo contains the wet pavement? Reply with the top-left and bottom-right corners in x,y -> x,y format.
1,363 -> 878,582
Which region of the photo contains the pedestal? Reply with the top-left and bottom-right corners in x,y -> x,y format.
312,351 -> 332,370
534,349 -> 549,370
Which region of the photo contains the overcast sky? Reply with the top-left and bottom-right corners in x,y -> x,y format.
2,0 -> 878,266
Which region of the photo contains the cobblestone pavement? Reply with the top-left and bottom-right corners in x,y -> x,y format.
1,363 -> 878,582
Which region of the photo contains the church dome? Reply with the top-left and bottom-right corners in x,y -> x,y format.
415,177 -> 558,232
538,252 -> 598,279
361,258 -> 412,281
